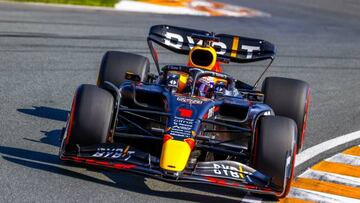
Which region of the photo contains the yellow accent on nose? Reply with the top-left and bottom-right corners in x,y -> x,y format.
160,140 -> 191,172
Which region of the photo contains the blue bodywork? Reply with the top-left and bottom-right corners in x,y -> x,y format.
120,73 -> 273,143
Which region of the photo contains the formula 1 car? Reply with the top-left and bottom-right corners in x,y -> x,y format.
59,25 -> 310,198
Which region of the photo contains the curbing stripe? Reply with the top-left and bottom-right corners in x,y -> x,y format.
295,130 -> 360,167
326,153 -> 360,166
299,169 -> 360,187
342,145 -> 360,156
311,161 -> 360,178
291,178 -> 360,199
115,1 -> 207,16
278,197 -> 313,203
114,0 -> 270,17
287,187 -> 360,203
284,148 -> 360,202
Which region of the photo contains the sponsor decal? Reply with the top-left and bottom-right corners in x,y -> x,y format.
213,163 -> 244,179
177,96 -> 203,104
178,108 -> 193,118
203,106 -> 219,119
207,106 -> 215,118
194,161 -> 256,181
169,116 -> 194,137
263,111 -> 271,116
163,31 -> 261,59
241,45 -> 260,59
92,146 -> 135,161
164,31 -> 226,55
167,73 -> 180,88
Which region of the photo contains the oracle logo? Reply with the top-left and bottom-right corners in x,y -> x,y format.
163,31 -> 260,59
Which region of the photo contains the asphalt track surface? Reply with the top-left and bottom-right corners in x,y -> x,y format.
0,0 -> 360,202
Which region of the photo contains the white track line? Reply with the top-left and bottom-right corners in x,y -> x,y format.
326,153 -> 360,166
288,187 -> 360,203
241,195 -> 262,203
299,169 -> 360,187
296,131 -> 360,167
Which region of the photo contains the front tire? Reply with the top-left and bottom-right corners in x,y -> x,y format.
63,84 -> 114,151
253,116 -> 297,198
97,51 -> 150,88
262,77 -> 310,152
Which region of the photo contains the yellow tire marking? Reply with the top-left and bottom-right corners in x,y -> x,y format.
343,146 -> 360,156
311,161 -> 360,178
278,197 -> 314,203
231,36 -> 239,58
291,178 -> 360,199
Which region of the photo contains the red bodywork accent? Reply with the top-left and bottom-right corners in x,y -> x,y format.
212,61 -> 222,72
206,177 -> 280,195
152,45 -> 159,62
252,127 -> 259,165
300,88 -> 311,149
163,134 -> 173,144
203,106 -> 220,119
184,138 -> 195,150
65,93 -> 77,145
280,143 -> 297,198
163,98 -> 168,112
206,177 -> 231,187
187,61 -> 222,73
61,156 -> 136,170
178,108 -> 193,118
206,177 -> 244,188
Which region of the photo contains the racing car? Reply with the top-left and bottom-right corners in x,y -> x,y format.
59,25 -> 310,198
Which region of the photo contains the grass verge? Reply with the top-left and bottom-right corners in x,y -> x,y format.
10,0 -> 119,7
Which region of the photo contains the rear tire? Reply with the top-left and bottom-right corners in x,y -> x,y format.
254,116 -> 297,198
64,84 -> 114,151
262,77 -> 310,151
97,51 -> 150,88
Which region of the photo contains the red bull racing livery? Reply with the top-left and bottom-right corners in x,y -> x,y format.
59,25 -> 310,199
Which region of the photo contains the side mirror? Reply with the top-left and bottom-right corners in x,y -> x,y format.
125,72 -> 141,82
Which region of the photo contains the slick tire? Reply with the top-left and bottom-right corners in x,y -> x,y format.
64,84 -> 114,151
97,51 -> 150,89
262,77 -> 310,152
254,116 -> 297,198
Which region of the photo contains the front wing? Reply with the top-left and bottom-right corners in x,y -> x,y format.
59,143 -> 283,197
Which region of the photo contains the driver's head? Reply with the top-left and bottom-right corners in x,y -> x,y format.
196,76 -> 228,99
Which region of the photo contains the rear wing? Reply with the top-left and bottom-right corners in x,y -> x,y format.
147,25 -> 276,66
